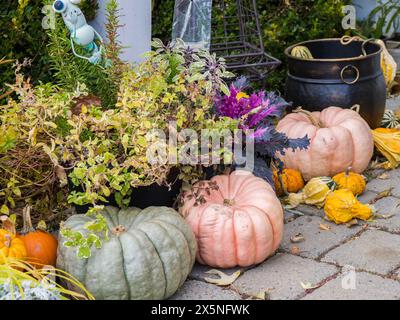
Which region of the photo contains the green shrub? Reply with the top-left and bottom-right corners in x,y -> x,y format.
152,0 -> 349,90
0,0 -> 100,100
0,0 -> 51,92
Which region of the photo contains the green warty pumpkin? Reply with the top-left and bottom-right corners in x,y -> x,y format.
57,206 -> 197,300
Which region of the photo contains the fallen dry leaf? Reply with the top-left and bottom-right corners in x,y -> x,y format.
204,269 -> 242,286
253,288 -> 274,300
377,173 -> 389,180
370,188 -> 393,204
291,246 -> 300,255
345,219 -> 359,228
319,223 -> 331,231
290,233 -> 305,243
300,281 -> 319,290
374,214 -> 395,220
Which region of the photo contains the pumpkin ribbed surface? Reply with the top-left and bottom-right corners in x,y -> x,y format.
0,229 -> 27,263
57,206 -> 196,300
276,107 -> 374,180
180,170 -> 284,268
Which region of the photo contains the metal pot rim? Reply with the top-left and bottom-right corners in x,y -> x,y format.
285,38 -> 383,62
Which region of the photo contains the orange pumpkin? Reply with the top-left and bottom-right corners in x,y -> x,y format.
276,107 -> 374,181
17,206 -> 58,268
180,170 -> 284,268
273,168 -> 304,196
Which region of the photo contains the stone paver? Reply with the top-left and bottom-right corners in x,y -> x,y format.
369,196 -> 400,233
386,95 -> 400,110
171,280 -> 242,300
322,229 -> 400,275
357,190 -> 378,204
189,263 -> 244,282
302,271 -> 400,300
280,215 -> 361,259
233,253 -> 338,300
294,204 -> 324,218
366,168 -> 400,198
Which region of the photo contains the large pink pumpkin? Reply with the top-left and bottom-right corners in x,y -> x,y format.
276,107 -> 374,181
180,170 -> 284,268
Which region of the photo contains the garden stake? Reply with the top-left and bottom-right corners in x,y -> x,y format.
52,0 -> 105,65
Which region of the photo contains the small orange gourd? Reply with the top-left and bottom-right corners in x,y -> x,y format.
0,228 -> 27,264
273,168 -> 304,196
332,167 -> 366,196
17,206 -> 58,268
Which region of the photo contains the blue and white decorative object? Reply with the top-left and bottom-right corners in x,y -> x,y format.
53,0 -> 104,64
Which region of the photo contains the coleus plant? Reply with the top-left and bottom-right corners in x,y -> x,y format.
215,77 -> 310,186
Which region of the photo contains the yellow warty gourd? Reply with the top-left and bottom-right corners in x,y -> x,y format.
371,128 -> 400,168
332,168 -> 366,196
287,176 -> 336,208
324,189 -> 373,224
376,39 -> 397,87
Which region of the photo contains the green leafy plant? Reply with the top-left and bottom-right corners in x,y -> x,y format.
53,39 -> 238,256
44,0 -> 123,108
0,61 -> 79,226
359,0 -> 400,39
0,257 -> 94,300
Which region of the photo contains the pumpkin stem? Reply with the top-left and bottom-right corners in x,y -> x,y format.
293,107 -> 324,128
345,167 -> 352,176
112,225 -> 126,236
278,174 -> 289,196
4,234 -> 11,248
22,205 -> 34,234
223,199 -> 235,206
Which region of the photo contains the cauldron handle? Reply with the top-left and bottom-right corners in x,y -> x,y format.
340,65 -> 360,85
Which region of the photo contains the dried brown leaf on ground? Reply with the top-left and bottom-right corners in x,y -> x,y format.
291,246 -> 300,255
370,188 -> 393,204
300,281 -> 319,290
253,288 -> 274,300
345,219 -> 359,228
319,223 -> 331,231
204,269 -> 242,286
290,233 -> 305,243
377,173 -> 389,180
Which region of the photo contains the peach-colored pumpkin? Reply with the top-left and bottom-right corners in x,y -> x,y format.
276,107 -> 374,181
180,170 -> 284,268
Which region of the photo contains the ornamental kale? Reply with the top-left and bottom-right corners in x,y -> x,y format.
215,78 -> 310,183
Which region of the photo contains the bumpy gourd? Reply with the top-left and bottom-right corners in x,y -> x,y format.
273,168 -> 304,196
332,168 -> 366,196
276,107 -> 374,180
291,46 -> 314,59
57,206 -> 197,300
372,127 -> 400,168
324,189 -> 373,224
0,229 -> 27,263
376,39 -> 397,87
180,170 -> 284,268
287,176 -> 336,208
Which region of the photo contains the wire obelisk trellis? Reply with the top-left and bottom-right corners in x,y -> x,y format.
172,0 -> 280,82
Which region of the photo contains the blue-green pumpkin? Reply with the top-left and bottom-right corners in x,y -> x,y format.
57,206 -> 196,300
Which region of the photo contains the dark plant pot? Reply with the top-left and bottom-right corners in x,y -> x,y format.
69,169 -> 182,214
284,38 -> 386,129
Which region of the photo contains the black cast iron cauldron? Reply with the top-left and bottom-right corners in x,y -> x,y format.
284,38 -> 386,128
